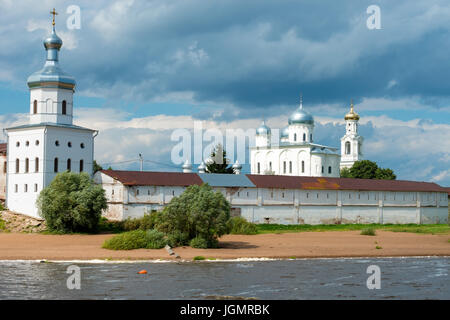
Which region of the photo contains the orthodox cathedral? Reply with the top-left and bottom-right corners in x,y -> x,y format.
250,98 -> 363,177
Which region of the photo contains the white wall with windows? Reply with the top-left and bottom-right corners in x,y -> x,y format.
94,171 -> 449,224
6,126 -> 94,218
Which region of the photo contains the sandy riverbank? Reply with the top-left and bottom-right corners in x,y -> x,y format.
0,231 -> 449,261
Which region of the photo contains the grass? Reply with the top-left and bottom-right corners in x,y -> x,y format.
193,256 -> 206,261
360,228 -> 376,236
0,218 -> 6,231
376,246 -> 382,249
256,223 -> 450,235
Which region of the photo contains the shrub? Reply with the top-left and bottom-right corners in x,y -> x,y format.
0,202 -> 5,211
190,237 -> 208,249
123,211 -> 162,231
145,229 -> 166,249
97,216 -> 124,233
361,228 -> 376,236
157,184 -> 230,248
103,230 -> 148,250
227,216 -> 258,235
37,172 -> 107,233
166,231 -> 190,247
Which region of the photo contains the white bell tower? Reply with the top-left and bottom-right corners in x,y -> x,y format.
5,9 -> 97,218
340,100 -> 363,170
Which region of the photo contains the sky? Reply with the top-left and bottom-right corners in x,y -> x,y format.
0,0 -> 449,185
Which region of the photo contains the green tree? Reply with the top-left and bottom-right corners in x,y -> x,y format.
37,172 -> 107,233
205,144 -> 234,174
93,160 -> 103,174
340,160 -> 396,180
349,160 -> 379,179
340,167 -> 351,178
375,167 -> 396,180
156,184 -> 231,247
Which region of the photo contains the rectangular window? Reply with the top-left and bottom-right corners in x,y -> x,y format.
301,161 -> 305,173
24,184 -> 28,192
321,166 -> 324,174
3,161 -> 6,173
137,189 -> 139,196
257,162 -> 260,174
283,161 -> 286,174
15,184 -> 18,193
34,184 -> 38,192
328,166 -> 331,174
289,161 -> 292,173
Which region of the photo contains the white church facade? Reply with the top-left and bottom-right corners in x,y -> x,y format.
4,19 -> 96,218
250,97 -> 362,177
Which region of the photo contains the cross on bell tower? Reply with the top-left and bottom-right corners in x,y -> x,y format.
50,8 -> 58,26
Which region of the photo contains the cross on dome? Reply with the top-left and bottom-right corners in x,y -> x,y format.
50,8 -> 58,26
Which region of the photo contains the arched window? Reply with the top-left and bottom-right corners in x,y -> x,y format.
33,100 -> 37,114
345,141 -> 351,155
257,162 -> 260,174
79,159 -> 84,172
25,158 -> 29,173
303,133 -> 306,141
15,159 -> 19,173
294,133 -> 297,141
328,166 -> 332,174
310,134 -> 313,142
35,157 -> 39,172
301,160 -> 305,173
67,158 -> 71,172
289,161 -> 292,173
54,158 -> 58,173
62,100 -> 67,115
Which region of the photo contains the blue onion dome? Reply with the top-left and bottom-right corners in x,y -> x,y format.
288,96 -> 314,125
27,25 -> 76,91
43,27 -> 63,50
288,106 -> 314,125
256,120 -> 271,135
280,126 -> 289,138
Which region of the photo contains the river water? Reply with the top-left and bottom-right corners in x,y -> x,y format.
0,257 -> 448,299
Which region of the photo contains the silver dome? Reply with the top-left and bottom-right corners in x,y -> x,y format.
288,107 -> 314,125
256,120 -> 271,135
280,126 -> 289,138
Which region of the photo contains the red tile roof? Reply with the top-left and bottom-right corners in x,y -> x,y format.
246,175 -> 447,193
0,143 -> 6,154
100,170 -> 448,193
100,170 -> 203,187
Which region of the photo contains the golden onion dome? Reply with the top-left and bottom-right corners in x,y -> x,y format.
345,100 -> 360,121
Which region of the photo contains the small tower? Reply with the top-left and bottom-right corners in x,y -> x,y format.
340,100 -> 363,169
27,9 -> 75,125
182,159 -> 192,173
255,120 -> 271,148
232,160 -> 242,175
197,161 -> 206,173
